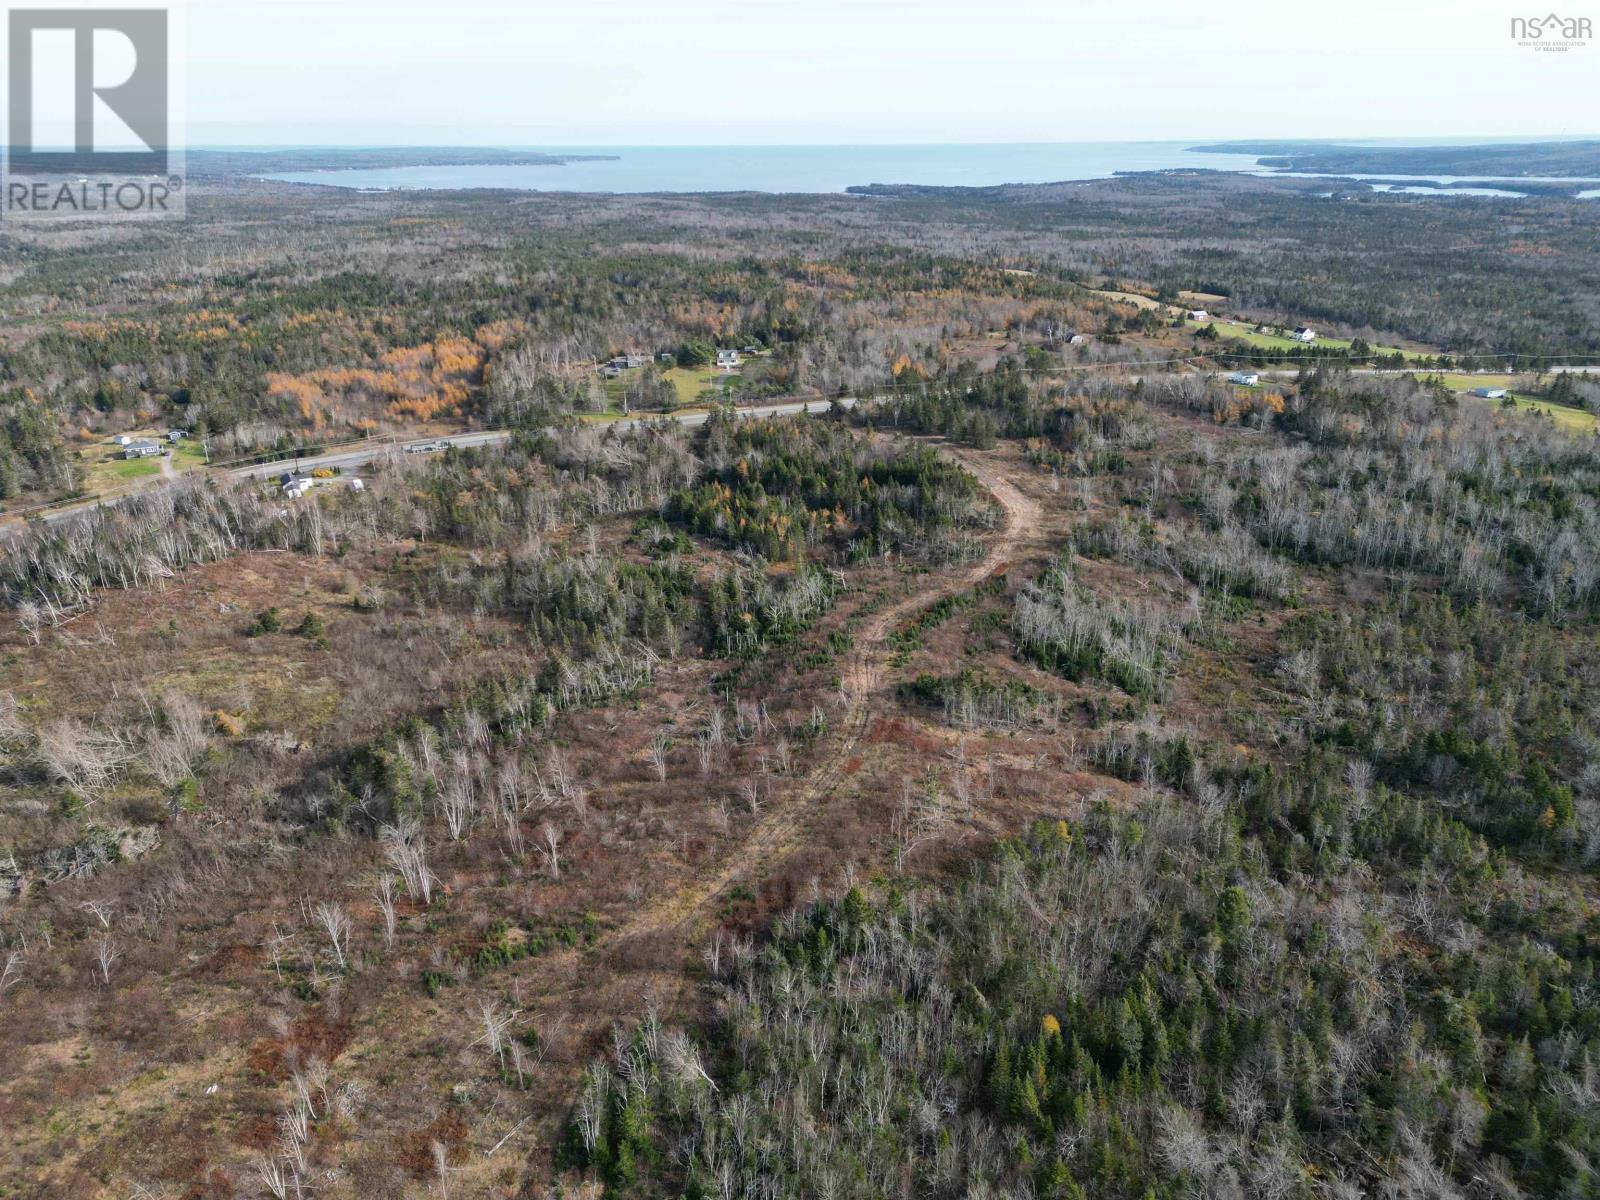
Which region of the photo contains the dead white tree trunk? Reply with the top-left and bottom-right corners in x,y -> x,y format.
648,729 -> 671,781
94,935 -> 120,985
1,948 -> 24,997
538,822 -> 562,881
374,876 -> 398,947
315,902 -> 351,970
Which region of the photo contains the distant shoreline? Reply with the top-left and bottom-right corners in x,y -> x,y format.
228,140 -> 1600,199
187,146 -> 619,180
1190,138 -> 1600,179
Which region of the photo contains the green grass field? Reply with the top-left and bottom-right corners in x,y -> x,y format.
79,437 -> 210,497
1090,285 -> 1427,361
1192,317 -> 1419,360
1419,373 -> 1599,434
661,366 -> 720,406
174,441 -> 209,469
1198,319 -> 1310,351
600,364 -> 729,409
1506,396 -> 1598,433
100,456 -> 163,483
1425,373 -> 1516,391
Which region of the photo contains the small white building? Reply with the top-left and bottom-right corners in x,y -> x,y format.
1187,309 -> 1209,322
1470,386 -> 1508,399
1291,327 -> 1317,343
123,439 -> 163,459
284,474 -> 360,498
715,348 -> 741,371
1227,371 -> 1261,387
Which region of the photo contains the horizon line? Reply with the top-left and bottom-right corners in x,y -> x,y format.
182,134 -> 1600,152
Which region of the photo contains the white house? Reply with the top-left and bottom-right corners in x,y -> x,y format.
1291,327 -> 1317,343
715,348 -> 741,371
1227,371 -> 1260,387
1187,310 -> 1209,322
122,439 -> 163,459
1470,386 -> 1508,399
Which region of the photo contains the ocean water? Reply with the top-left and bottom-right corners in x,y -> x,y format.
260,141 -> 1272,194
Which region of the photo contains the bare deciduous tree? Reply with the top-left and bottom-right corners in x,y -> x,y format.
374,876 -> 399,947
93,935 -> 120,986
315,902 -> 352,970
36,717 -> 129,801
15,600 -> 44,645
382,819 -> 435,906
648,728 -> 671,781
142,690 -> 211,792
538,822 -> 562,880
1,948 -> 24,997
502,809 -> 526,859
264,924 -> 292,982
435,751 -> 477,842
255,1156 -> 292,1200
474,998 -> 519,1071
738,775 -> 763,816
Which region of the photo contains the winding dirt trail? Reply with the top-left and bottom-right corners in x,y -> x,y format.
620,444 -> 1042,943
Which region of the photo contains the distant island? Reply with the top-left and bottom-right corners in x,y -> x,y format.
189,146 -> 617,180
1190,139 -> 1600,177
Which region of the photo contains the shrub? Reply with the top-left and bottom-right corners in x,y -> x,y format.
246,607 -> 281,636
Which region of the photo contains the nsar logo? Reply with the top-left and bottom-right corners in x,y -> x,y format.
1510,11 -> 1593,50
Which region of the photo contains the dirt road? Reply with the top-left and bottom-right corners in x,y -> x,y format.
620,444 -> 1042,942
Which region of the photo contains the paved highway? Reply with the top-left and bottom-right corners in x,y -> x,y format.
10,397 -> 859,530
11,362 -> 1595,531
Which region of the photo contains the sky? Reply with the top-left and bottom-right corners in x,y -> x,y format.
157,0 -> 1600,145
